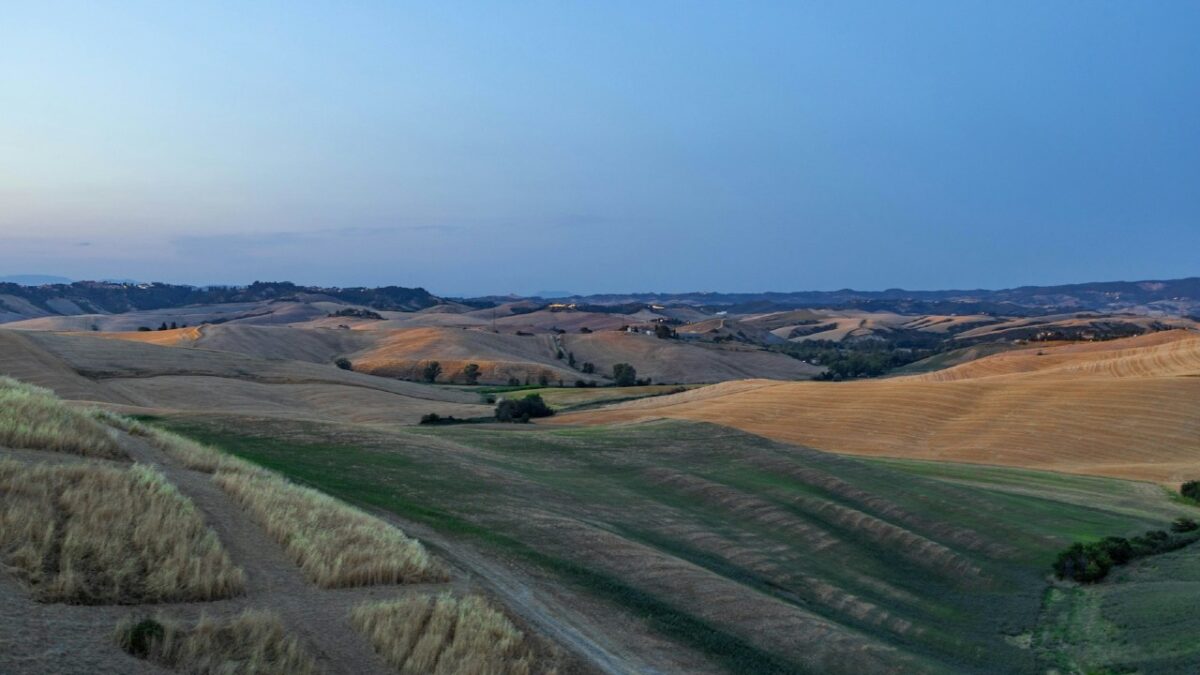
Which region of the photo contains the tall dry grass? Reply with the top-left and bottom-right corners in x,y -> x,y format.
115,610 -> 320,675
95,410 -> 259,474
0,376 -> 122,457
214,470 -> 444,588
0,459 -> 244,603
350,594 -> 536,675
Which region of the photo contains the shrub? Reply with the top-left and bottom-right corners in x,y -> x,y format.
420,413 -> 442,425
1181,480 -> 1200,501
495,394 -> 554,423
1172,517 -> 1198,533
581,362 -> 595,374
422,361 -> 442,383
537,371 -> 550,387
506,377 -> 521,386
334,357 -> 353,370
120,618 -> 165,658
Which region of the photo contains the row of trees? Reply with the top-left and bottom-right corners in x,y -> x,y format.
1054,519 -> 1198,583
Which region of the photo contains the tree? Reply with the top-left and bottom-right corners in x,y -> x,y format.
507,377 -> 521,386
334,357 -> 353,371
581,362 -> 595,374
555,349 -> 564,360
612,362 -> 637,386
654,323 -> 675,339
462,363 -> 481,385
158,322 -> 168,331
567,352 -> 576,368
170,321 -> 178,330
422,361 -> 442,383
538,371 -> 550,387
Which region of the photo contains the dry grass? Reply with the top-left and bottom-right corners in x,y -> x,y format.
0,459 -> 244,603
96,410 -> 260,474
115,610 -> 320,675
0,376 -> 122,457
350,594 -> 537,675
214,470 -> 445,587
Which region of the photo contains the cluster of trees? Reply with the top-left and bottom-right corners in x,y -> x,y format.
494,394 -> 554,423
327,308 -> 383,320
137,321 -> 186,332
774,335 -> 947,380
1053,525 -> 1198,583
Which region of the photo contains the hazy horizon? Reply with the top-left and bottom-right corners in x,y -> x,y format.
3,2 -> 1198,296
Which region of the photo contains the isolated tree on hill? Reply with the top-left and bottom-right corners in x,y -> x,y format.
538,371 -> 550,387
422,361 -> 442,383
654,323 -> 675,339
567,352 -> 576,368
462,363 -> 481,385
170,321 -> 178,330
158,322 -> 168,331
581,362 -> 595,374
612,363 -> 637,386
555,349 -> 564,360
494,394 -> 554,423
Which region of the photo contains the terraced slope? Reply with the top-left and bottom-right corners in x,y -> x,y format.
552,331 -> 1200,483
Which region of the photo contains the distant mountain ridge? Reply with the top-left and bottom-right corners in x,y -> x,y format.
0,280 -> 439,316
3,276 -> 1198,320
539,277 -> 1200,316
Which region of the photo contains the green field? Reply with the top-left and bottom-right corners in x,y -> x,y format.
154,416 -> 1198,674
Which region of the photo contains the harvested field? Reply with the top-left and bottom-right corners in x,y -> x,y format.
116,610 -> 321,675
0,376 -> 121,457
351,594 -> 536,675
553,331 -> 1200,483
214,469 -> 445,588
0,459 -> 244,603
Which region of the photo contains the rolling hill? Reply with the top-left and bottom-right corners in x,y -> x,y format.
551,330 -> 1200,483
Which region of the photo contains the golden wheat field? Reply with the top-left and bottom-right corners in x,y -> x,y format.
552,330 -> 1200,483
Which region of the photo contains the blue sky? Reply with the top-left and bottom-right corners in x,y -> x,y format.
2,1 -> 1198,296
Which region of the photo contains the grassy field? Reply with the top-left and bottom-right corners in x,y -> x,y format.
351,594 -> 536,675
147,415 -> 1197,673
0,459 -> 244,603
0,376 -> 122,457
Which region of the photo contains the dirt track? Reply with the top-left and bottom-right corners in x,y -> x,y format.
0,429 -> 644,674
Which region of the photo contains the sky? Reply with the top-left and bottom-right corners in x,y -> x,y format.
2,1 -> 1198,297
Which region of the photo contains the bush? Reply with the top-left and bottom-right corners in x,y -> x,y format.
1181,480 -> 1200,501
419,413 -> 441,425
334,357 -> 353,371
494,394 -> 554,423
137,326 -> 151,332
506,377 -> 521,386
575,380 -> 596,388
1054,529 -> 1198,583
119,618 -> 165,658
1172,517 -> 1198,533
581,362 -> 595,374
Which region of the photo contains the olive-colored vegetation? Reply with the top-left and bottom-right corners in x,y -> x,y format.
0,376 -> 122,457
350,594 -> 536,675
115,610 -> 320,675
0,459 -> 244,603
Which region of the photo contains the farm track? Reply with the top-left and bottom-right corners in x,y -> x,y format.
0,433 -> 631,675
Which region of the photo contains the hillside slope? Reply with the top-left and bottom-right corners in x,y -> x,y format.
552,331 -> 1200,483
